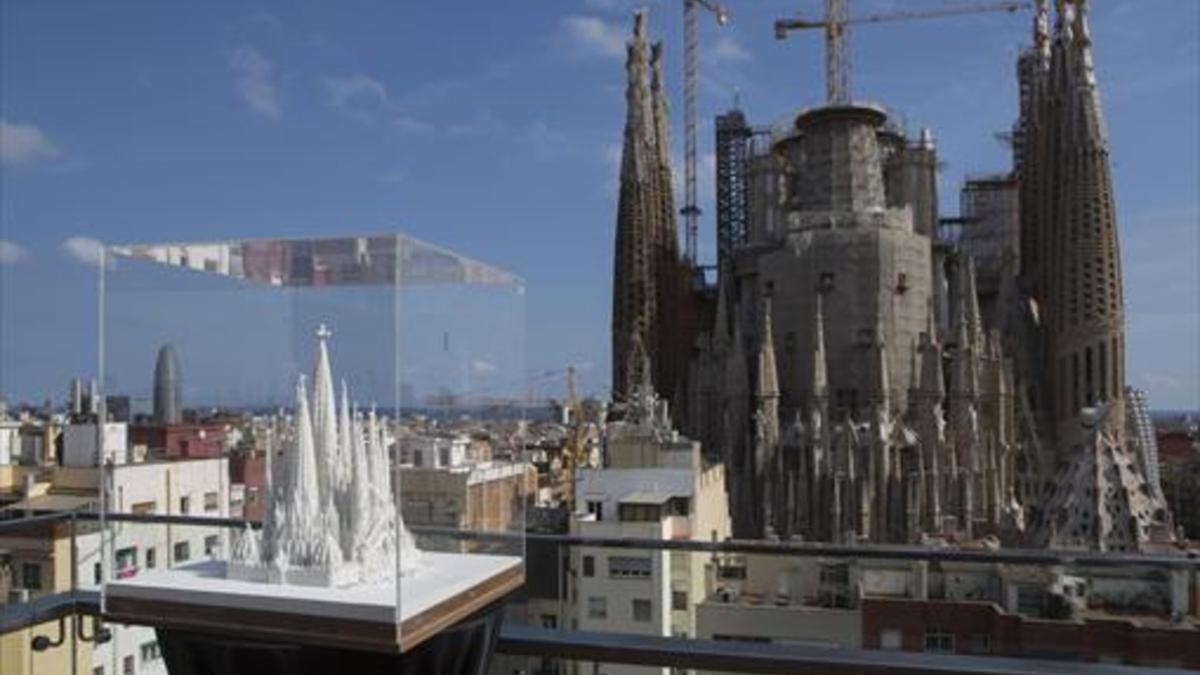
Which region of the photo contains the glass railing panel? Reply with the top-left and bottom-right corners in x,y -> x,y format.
98,234 -> 527,655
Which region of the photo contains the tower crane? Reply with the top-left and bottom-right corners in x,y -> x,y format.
682,0 -> 729,266
774,0 -> 1032,106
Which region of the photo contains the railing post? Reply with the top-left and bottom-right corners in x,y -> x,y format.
1171,567 -> 1190,622
70,509 -> 78,675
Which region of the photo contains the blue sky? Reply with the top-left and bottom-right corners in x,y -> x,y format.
0,1 -> 1196,410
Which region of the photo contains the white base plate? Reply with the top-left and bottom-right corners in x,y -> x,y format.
106,552 -> 521,625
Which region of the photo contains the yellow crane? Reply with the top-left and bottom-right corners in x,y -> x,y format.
774,0 -> 1032,105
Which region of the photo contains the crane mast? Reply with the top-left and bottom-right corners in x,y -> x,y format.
826,0 -> 851,105
681,0 -> 728,266
776,0 -> 1031,105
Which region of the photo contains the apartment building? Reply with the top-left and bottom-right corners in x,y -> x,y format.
0,419 -> 229,675
568,454 -> 729,675
693,550 -> 1200,671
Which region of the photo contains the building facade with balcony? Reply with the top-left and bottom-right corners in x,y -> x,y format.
568,454 -> 729,675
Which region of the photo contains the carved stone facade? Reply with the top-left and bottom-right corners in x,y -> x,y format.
611,11 -> 690,405
610,0 -> 1171,552
1014,1 -> 1172,550
680,100 -> 1023,544
1017,0 -> 1125,453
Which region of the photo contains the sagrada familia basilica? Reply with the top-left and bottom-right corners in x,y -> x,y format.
230,325 -> 420,587
610,2 -> 1173,551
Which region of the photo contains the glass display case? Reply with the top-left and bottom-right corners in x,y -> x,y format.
96,234 -> 527,655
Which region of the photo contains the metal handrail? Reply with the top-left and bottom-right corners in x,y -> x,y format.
1,592 -> 1191,675
2,510 -> 1198,569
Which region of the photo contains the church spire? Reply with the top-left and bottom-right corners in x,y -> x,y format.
951,289 -> 979,399
757,296 -> 780,400
756,294 -> 780,448
960,256 -> 983,353
610,9 -> 657,402
921,326 -> 946,401
611,9 -> 684,404
649,41 -> 674,227
1057,0 -> 1075,44
811,294 -> 829,410
1034,0 -> 1051,62
870,316 -> 891,412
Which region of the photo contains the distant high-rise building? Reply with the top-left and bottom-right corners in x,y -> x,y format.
153,344 -> 182,425
69,378 -> 84,416
83,378 -> 99,417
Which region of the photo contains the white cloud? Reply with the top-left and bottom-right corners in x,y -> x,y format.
601,140 -> 624,194
394,116 -> 435,134
604,142 -> 623,169
324,74 -> 388,115
712,36 -> 752,64
583,0 -> 638,11
445,111 -> 504,139
228,47 -> 281,119
0,240 -> 30,264
1142,373 -> 1184,390
0,120 -> 63,167
61,236 -> 105,266
244,11 -> 282,31
561,16 -> 627,60
525,121 -> 570,161
471,360 -> 499,376
323,73 -> 486,138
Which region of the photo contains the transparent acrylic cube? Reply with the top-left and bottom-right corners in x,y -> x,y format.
98,234 -> 527,652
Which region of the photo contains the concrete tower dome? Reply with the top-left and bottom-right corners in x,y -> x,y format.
153,344 -> 181,424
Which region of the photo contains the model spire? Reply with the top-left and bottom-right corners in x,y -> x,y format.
230,324 -> 420,587
312,325 -> 338,501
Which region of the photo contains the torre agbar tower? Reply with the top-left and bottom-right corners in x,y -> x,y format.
1018,0 -> 1125,453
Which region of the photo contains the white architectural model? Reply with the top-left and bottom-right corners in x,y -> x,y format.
230,324 -> 421,587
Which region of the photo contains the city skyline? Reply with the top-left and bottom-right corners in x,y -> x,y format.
1,1 -> 1196,409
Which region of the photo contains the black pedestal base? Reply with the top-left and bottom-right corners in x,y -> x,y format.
155,601 -> 504,675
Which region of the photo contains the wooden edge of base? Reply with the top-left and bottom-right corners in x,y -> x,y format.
399,563 -> 525,653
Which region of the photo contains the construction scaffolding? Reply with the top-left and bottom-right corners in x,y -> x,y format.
714,109 -> 751,270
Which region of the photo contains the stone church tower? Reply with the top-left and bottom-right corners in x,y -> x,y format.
1018,0 -> 1125,452
611,11 -> 689,405
1016,0 -> 1170,551
685,98 -> 1020,542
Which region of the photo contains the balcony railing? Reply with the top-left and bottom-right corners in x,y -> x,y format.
2,510 -> 1198,674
